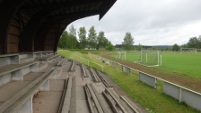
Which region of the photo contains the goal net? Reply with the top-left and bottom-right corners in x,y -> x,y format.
116,51 -> 126,60
135,50 -> 162,67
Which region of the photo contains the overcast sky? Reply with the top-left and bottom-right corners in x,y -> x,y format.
67,0 -> 201,46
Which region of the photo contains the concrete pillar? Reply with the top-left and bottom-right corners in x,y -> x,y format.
12,70 -> 23,81
11,55 -> 20,64
36,53 -> 42,58
12,67 -> 30,81
18,96 -> 33,113
30,63 -> 38,72
21,67 -> 30,76
28,53 -> 34,58
33,53 -> 36,59
0,73 -> 11,87
40,80 -> 50,91
0,55 -> 19,67
0,57 -> 10,67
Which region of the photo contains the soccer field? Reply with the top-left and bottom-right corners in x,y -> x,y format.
111,51 -> 201,78
160,52 -> 201,78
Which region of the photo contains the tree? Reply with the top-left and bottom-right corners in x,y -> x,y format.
97,31 -> 110,49
187,37 -> 199,48
122,32 -> 134,50
152,46 -> 158,50
181,44 -> 188,48
198,35 -> 201,49
78,27 -> 87,49
87,26 -> 97,49
69,24 -> 76,37
137,43 -> 142,51
97,31 -> 105,48
106,42 -> 115,51
172,44 -> 180,51
68,24 -> 78,49
58,31 -> 68,49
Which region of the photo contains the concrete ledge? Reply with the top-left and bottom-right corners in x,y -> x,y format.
17,96 -> 33,113
56,58 -> 66,66
38,54 -> 60,63
0,61 -> 39,77
0,68 -> 54,113
48,54 -> 60,61
33,51 -> 53,58
0,61 -> 38,86
50,67 -> 62,79
0,61 -> 38,76
20,58 -> 34,64
40,80 -> 50,91
61,76 -> 73,113
38,63 -> 48,72
0,54 -> 19,67
19,54 -> 35,64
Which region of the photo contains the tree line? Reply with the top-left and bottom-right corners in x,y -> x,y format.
172,36 -> 201,51
58,25 -> 115,50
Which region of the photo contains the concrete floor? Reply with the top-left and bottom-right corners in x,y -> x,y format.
33,80 -> 65,113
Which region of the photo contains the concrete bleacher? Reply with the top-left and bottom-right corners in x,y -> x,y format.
0,51 -> 64,113
33,51 -> 53,59
0,54 -> 20,67
19,54 -> 35,64
0,60 -> 39,86
0,52 -> 144,113
0,68 -> 53,113
37,53 -> 61,63
56,57 -> 66,66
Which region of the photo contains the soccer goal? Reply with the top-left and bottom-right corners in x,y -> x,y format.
116,51 -> 126,60
135,50 -> 162,67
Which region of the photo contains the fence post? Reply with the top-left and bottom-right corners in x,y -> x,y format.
146,53 -> 148,63
160,55 -> 163,66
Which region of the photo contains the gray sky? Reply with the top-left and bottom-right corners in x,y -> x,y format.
67,0 -> 201,46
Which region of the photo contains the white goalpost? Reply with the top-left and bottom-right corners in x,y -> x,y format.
135,50 -> 162,67
116,51 -> 126,60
